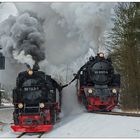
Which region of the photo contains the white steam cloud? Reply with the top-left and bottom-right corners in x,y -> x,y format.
0,3 -> 114,114
15,3 -> 114,65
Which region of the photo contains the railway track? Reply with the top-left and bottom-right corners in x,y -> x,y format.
94,111 -> 140,117
17,132 -> 45,138
17,132 -> 26,138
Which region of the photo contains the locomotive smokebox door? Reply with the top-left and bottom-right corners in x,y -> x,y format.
0,52 -> 5,70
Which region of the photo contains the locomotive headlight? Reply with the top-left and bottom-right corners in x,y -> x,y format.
112,88 -> 117,93
39,103 -> 45,108
18,103 -> 23,109
99,53 -> 104,58
88,88 -> 93,94
28,70 -> 33,75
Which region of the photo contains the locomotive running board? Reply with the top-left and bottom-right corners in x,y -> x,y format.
11,124 -> 53,133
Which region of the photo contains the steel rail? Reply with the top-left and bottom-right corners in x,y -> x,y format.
37,132 -> 45,138
17,132 -> 45,138
17,132 -> 26,138
94,111 -> 140,117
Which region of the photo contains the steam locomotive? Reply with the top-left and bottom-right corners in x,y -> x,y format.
11,63 -> 66,133
72,53 -> 120,112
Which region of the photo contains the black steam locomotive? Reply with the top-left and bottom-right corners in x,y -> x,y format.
11,63 -> 66,132
71,53 -> 120,112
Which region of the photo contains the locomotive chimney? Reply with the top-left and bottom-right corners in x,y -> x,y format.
33,62 -> 40,71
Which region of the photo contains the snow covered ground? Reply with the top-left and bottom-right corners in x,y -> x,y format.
0,108 -> 13,124
43,113 -> 140,138
1,108 -> 140,138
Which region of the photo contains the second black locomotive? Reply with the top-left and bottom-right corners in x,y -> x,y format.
71,53 -> 120,112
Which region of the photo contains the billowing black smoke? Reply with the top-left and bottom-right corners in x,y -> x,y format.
0,12 -> 45,67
